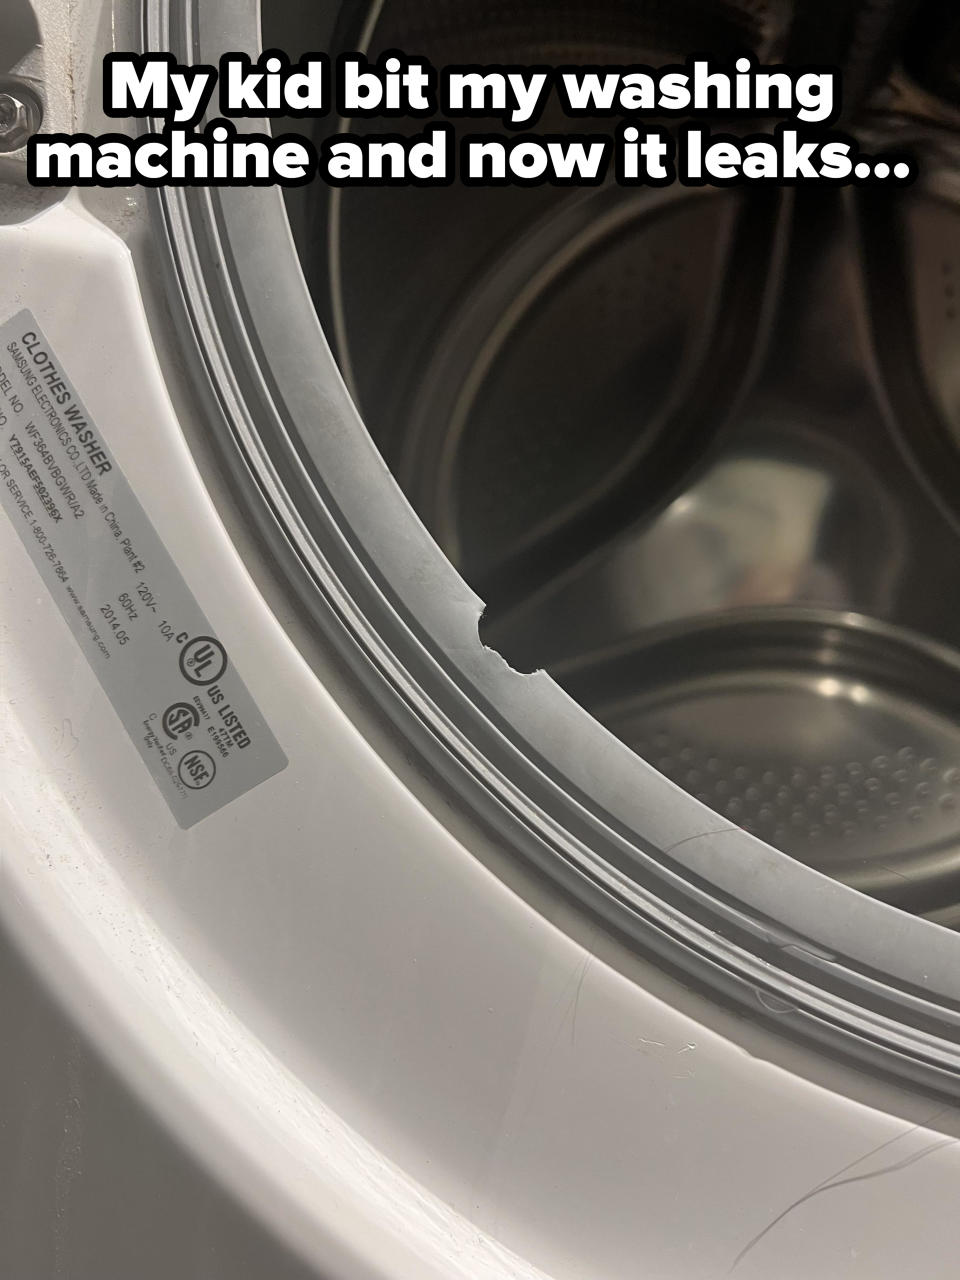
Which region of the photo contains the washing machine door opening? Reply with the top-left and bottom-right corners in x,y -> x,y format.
276,0 -> 960,929
151,0 -> 960,1093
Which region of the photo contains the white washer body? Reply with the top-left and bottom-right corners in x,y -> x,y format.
3,4 -> 960,1278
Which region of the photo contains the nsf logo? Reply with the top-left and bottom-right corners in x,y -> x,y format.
178,749 -> 216,791
179,635 -> 228,686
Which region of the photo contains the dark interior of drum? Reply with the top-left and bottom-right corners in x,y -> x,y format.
268,0 -> 960,922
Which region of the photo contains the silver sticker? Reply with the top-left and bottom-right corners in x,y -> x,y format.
0,309 -> 287,827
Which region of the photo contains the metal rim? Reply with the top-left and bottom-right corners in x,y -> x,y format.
147,0 -> 960,1094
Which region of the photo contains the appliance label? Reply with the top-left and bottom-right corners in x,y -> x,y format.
0,309 -> 287,827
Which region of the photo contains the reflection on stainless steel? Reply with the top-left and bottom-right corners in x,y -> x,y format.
557,611 -> 960,921
487,445 -> 904,668
304,1 -> 960,921
615,459 -> 852,614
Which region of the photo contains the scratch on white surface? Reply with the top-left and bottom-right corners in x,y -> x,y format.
729,1112 -> 955,1273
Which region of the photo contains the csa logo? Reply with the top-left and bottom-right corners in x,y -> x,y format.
162,701 -> 200,739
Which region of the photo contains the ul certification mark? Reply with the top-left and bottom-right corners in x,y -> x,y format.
178,749 -> 216,790
180,636 -> 228,686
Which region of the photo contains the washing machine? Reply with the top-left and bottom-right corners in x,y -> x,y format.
4,0 -> 960,1276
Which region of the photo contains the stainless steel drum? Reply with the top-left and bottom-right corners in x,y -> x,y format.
296,0 -> 960,921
